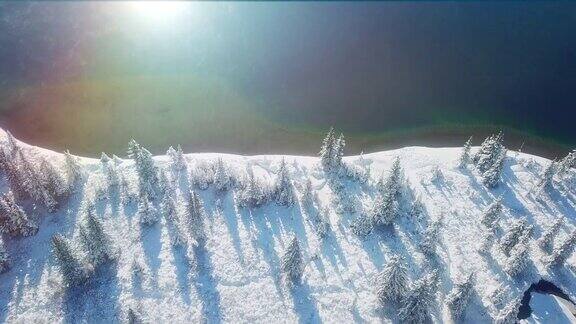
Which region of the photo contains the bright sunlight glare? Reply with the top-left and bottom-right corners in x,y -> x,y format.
127,1 -> 189,23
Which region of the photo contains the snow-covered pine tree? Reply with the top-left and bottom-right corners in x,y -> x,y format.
370,191 -> 397,226
332,133 -> 345,171
474,132 -> 505,173
457,136 -> 473,169
1,152 -> 27,200
40,158 -> 67,199
495,298 -> 521,324
239,165 -> 268,208
120,175 -> 135,206
556,150 -> 575,178
478,231 -> 495,255
5,130 -> 19,156
157,169 -> 171,197
504,233 -> 530,276
17,151 -> 58,211
537,217 -> 563,252
79,209 -> 114,266
52,233 -> 86,286
398,271 -> 438,324
187,190 -> 205,244
319,127 -> 336,171
537,160 -> 556,190
351,214 -> 373,237
138,192 -> 158,225
500,218 -> 532,256
375,254 -> 409,304
446,273 -> 475,320
481,196 -> 503,228
100,152 -> 110,164
104,161 -> 120,188
383,157 -> 404,199
300,178 -> 315,209
161,193 -> 186,247
64,150 -> 82,190
0,237 -> 9,273
546,229 -> 576,268
281,236 -> 304,285
409,194 -> 425,219
0,190 -> 37,237
482,149 -> 506,188
420,219 -> 442,256
213,158 -> 230,192
273,159 -> 294,207
315,206 -> 331,239
167,145 -> 187,173
127,139 -> 158,198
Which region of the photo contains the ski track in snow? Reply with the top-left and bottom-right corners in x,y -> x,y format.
0,131 -> 575,323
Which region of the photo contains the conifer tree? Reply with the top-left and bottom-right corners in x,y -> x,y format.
161,193 -> 186,247
100,152 -> 110,164
500,218 -> 532,256
495,298 -> 521,324
281,236 -> 304,285
375,254 -> 409,304
138,193 -> 158,225
547,230 -> 576,268
478,231 -> 495,255
447,273 -> 475,320
273,159 -> 294,207
52,234 -> 86,286
213,158 -> 230,192
167,145 -> 187,173
482,149 -> 506,188
398,271 -> 438,324
0,237 -> 9,273
457,136 -> 473,169
40,158 -> 67,198
127,308 -> 141,324
104,161 -> 120,188
5,130 -> 19,156
474,132 -> 505,173
504,234 -> 530,277
332,133 -> 345,170
79,209 -> 114,266
64,150 -> 82,190
315,206 -> 331,239
409,195 -> 425,219
127,140 -> 158,198
537,217 -> 563,252
481,196 -> 503,228
17,151 -> 58,211
371,191 -> 397,226
240,165 -> 268,208
301,178 -> 315,209
384,157 -> 403,198
319,127 -> 336,171
0,190 -> 37,237
420,219 -> 442,256
537,160 -> 556,190
187,190 -> 205,244
556,150 -> 575,178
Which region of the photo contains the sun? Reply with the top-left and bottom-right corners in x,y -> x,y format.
127,1 -> 189,23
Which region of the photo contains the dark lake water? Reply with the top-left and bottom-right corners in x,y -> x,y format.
0,2 -> 574,158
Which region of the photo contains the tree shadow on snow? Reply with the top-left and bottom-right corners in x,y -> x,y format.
289,281 -> 321,324
191,244 -> 223,323
62,262 -> 120,324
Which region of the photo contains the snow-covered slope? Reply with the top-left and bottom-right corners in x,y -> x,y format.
0,130 -> 575,323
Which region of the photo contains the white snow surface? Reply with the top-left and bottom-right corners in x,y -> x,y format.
1,130 -> 576,323
522,293 -> 576,323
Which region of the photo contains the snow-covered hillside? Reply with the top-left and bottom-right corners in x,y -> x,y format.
0,128 -> 575,323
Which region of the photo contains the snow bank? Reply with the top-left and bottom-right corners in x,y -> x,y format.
0,130 -> 575,323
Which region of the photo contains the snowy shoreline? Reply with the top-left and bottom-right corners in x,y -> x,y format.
0,128 -> 575,323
